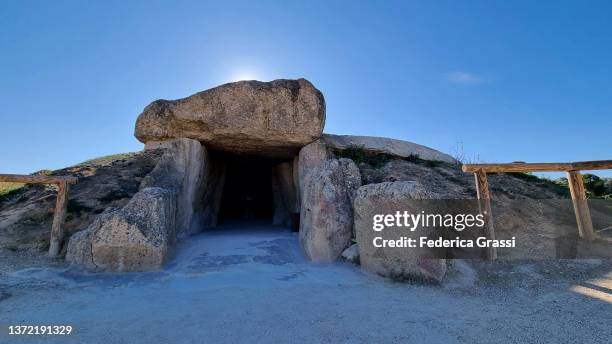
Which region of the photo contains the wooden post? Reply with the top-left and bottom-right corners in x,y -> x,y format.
566,171 -> 595,241
49,181 -> 70,257
474,169 -> 497,260
1,173 -> 77,257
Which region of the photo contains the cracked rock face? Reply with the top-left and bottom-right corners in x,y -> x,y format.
353,181 -> 447,283
66,187 -> 177,272
135,78 -> 325,158
299,158 -> 361,262
65,138 -> 212,272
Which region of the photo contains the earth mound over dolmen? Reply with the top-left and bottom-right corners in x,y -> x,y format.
66,78 -> 456,282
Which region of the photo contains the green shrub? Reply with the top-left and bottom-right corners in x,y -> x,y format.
333,145 -> 391,168
582,174 -> 606,197
507,172 -> 570,197
553,174 -> 612,199
334,145 -> 444,170
405,153 -> 420,163
32,170 -> 53,176
424,160 -> 441,168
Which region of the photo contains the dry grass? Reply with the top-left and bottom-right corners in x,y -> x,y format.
0,182 -> 26,200
0,182 -> 25,194
78,152 -> 138,166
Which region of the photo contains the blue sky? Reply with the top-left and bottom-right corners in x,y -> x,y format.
1,0 -> 611,177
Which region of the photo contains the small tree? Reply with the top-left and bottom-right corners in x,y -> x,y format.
582,174 -> 606,197
604,178 -> 612,195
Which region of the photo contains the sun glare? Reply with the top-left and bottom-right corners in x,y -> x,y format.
570,273 -> 612,304
230,72 -> 259,82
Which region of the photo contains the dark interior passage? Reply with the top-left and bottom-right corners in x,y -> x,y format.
217,153 -> 276,223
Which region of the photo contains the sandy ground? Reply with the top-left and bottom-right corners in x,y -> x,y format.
1,223 -> 611,344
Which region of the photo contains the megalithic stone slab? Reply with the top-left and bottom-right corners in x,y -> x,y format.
135,78 -> 325,158
299,158 -> 361,262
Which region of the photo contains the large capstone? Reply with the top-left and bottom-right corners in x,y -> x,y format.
135,78 -> 325,158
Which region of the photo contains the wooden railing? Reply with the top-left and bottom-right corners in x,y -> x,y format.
462,160 -> 612,260
0,174 -> 78,257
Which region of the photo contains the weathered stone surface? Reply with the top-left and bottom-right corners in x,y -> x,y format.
353,181 -> 447,283
292,156 -> 300,205
322,134 -> 456,164
272,162 -> 298,226
65,138 -> 219,271
140,138 -> 208,237
66,187 -> 176,272
299,158 -> 361,262
0,151 -> 163,254
198,156 -> 226,229
341,243 -> 360,264
277,162 -> 298,213
135,79 -> 325,158
297,139 -> 331,205
271,175 -> 289,226
64,218 -> 98,270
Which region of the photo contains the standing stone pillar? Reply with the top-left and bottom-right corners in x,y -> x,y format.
272,161 -> 298,228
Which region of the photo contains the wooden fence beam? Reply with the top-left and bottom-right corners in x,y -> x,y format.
566,171 -> 595,241
463,159 -> 609,249
570,160 -> 612,171
49,181 -> 70,257
462,160 -> 612,173
0,174 -> 78,185
474,169 -> 497,260
1,173 -> 77,257
464,163 -> 571,173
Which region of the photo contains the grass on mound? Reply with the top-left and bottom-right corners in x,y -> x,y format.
333,145 -> 444,169
78,152 -> 138,166
333,145 -> 391,168
0,182 -> 26,202
1,152 -> 138,202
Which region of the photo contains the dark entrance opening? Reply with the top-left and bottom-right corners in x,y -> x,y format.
217,153 -> 276,224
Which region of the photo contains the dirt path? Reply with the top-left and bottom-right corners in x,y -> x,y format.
1,224 -> 611,343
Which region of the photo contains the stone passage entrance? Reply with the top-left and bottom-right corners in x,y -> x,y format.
134,78 -> 325,233
67,78 -> 325,271
217,153 -> 276,223
211,151 -> 299,230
